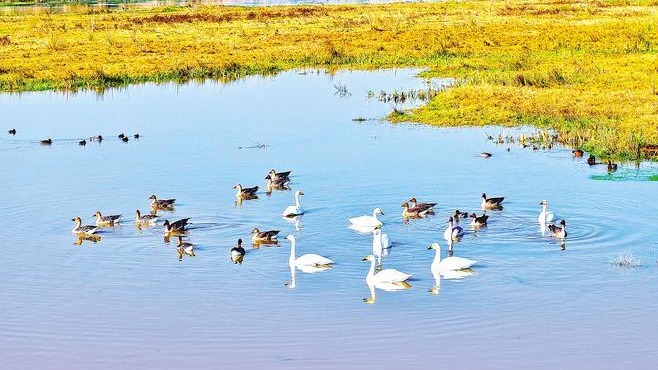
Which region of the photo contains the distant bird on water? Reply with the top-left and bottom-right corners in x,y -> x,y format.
40,138 -> 52,145
8,128 -> 16,135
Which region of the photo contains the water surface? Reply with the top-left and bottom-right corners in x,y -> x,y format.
1,69 -> 657,369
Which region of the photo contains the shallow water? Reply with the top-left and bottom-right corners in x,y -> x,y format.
1,69 -> 658,369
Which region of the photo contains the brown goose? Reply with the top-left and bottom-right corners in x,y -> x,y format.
548,220 -> 567,239
401,202 -> 423,218
265,174 -> 290,189
234,184 -> 259,198
149,195 -> 176,209
572,149 -> 584,157
93,211 -> 122,226
251,228 -> 281,242
607,160 -> 618,172
469,213 -> 489,226
163,218 -> 190,233
268,169 -> 292,182
587,155 -> 596,166
135,209 -> 158,225
408,197 -> 437,213
176,236 -> 195,259
481,193 -> 504,209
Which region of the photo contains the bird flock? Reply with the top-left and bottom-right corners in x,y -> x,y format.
70,167 -> 568,299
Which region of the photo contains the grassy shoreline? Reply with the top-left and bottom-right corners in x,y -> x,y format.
1,1 -> 657,158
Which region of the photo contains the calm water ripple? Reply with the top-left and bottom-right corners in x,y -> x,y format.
1,69 -> 658,369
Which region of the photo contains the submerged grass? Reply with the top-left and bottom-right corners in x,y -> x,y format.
1,1 -> 658,157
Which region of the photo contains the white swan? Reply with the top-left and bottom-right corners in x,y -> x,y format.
372,227 -> 383,267
286,235 -> 334,268
363,254 -> 411,284
537,199 -> 556,223
428,242 -> 477,272
443,217 -> 464,240
349,207 -> 384,229
282,190 -> 304,217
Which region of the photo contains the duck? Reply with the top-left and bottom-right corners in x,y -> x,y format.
443,217 -> 464,240
93,211 -> 122,226
264,174 -> 290,189
572,149 -> 584,157
453,209 -> 469,221
149,195 -> 176,209
607,160 -> 618,172
8,128 -> 16,135
71,216 -> 98,235
363,254 -> 411,284
537,200 -> 556,224
122,136 -> 129,143
268,169 -> 292,182
286,235 -> 334,268
428,242 -> 477,272
548,220 -> 568,239
251,228 -> 280,243
230,239 -> 245,261
282,190 -> 304,217
134,133 -> 140,139
40,138 -> 52,145
163,218 -> 190,233
176,236 -> 195,258
481,193 -> 504,209
401,202 -> 428,218
348,207 -> 384,228
135,209 -> 158,225
408,197 -> 437,213
234,183 -> 259,199
587,155 -> 596,165
481,152 -> 492,158
78,140 -> 86,146
470,213 -> 489,226
90,135 -> 103,142
118,133 -> 125,139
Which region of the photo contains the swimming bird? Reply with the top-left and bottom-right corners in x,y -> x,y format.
177,236 -> 195,258
265,174 -> 290,190
453,210 -> 469,221
134,133 -> 140,139
268,169 -> 292,182
443,217 -> 464,240
401,202 -> 430,218
548,220 -> 567,239
149,195 -> 176,209
93,211 -> 122,226
408,197 -> 437,213
607,160 -> 618,172
40,138 -> 52,145
349,207 -> 384,228
363,254 -> 411,284
470,213 -> 489,226
234,183 -> 259,199
428,242 -> 477,272
118,133 -> 125,139
78,140 -> 86,146
481,152 -> 492,158
135,209 -> 158,225
481,193 -> 504,209
282,190 -> 304,217
572,149 -> 584,157
286,235 -> 334,269
230,239 -> 245,262
251,228 -> 280,243
122,136 -> 129,143
587,155 -> 596,165
90,135 -> 103,142
8,129 -> 16,135
71,216 -> 98,235
163,218 -> 190,233
537,200 -> 556,224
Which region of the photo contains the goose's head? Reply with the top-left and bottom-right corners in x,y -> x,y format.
401,202 -> 409,209
237,238 -> 243,247
481,193 -> 487,200
264,175 -> 272,180
149,195 -> 157,200
285,234 -> 295,243
373,207 -> 384,216
427,242 -> 440,250
135,210 -> 141,217
251,228 -> 260,234
362,254 -> 375,262
268,169 -> 276,175
72,216 -> 81,223
233,184 -> 242,190
560,220 -> 566,226
93,211 -> 102,218
409,197 -> 418,203
470,213 -> 477,218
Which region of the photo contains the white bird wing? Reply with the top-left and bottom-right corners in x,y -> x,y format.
439,257 -> 477,271
295,253 -> 334,266
282,205 -> 302,217
374,268 -> 411,283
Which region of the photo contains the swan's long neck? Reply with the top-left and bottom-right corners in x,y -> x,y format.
295,193 -> 301,208
372,210 -> 380,221
432,247 -> 441,270
540,203 -> 547,222
372,232 -> 381,253
366,258 -> 376,280
289,238 -> 296,266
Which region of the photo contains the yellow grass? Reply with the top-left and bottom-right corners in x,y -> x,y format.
0,0 -> 657,157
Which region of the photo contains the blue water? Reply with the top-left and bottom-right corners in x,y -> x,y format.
1,69 -> 657,369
